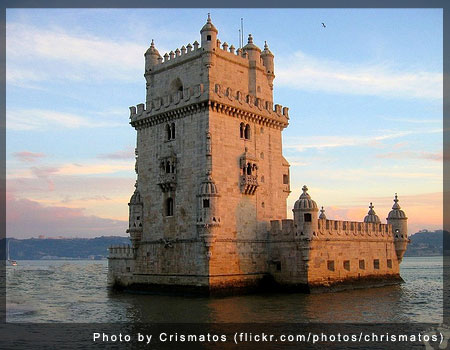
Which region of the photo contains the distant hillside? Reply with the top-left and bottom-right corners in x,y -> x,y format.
1,230 -> 447,260
404,230 -> 447,257
2,236 -> 130,260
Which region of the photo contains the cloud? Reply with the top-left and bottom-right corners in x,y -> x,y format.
13,151 -> 46,162
6,109 -> 123,131
285,128 -> 442,152
8,161 -> 134,179
6,192 -> 127,238
277,51 -> 443,100
60,195 -> 112,204
98,146 -> 135,160
376,151 -> 444,161
6,23 -> 145,84
380,117 -> 442,124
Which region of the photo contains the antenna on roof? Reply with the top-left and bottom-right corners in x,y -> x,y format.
238,28 -> 241,49
240,18 -> 244,49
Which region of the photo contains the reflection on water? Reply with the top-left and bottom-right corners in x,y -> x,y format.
6,256 -> 442,323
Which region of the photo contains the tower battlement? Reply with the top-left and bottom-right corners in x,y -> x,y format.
108,15 -> 409,294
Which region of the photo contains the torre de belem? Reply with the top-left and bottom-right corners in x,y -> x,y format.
108,15 -> 409,294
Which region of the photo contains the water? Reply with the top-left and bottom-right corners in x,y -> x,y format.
6,256 -> 443,323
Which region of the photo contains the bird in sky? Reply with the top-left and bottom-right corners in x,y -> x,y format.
322,22 -> 326,28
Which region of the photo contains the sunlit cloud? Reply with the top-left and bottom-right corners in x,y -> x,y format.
285,128 -> 442,152
6,192 -> 127,238
8,162 -> 134,179
6,109 -> 123,131
13,151 -> 46,162
98,146 -> 135,160
277,51 -> 443,100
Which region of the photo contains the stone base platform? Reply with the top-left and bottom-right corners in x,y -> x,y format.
109,274 -> 404,296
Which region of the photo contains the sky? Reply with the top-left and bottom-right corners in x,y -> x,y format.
5,8 -> 443,238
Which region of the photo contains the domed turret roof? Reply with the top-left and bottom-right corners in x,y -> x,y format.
145,39 -> 161,57
364,202 -> 381,223
319,206 -> 327,219
198,173 -> 219,196
200,13 -> 218,34
129,187 -> 142,204
294,185 -> 318,210
387,193 -> 407,219
261,41 -> 273,57
243,34 -> 261,52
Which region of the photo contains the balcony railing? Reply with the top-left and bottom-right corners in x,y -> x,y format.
158,173 -> 177,192
240,175 -> 258,195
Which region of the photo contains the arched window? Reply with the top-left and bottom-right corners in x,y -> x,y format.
165,124 -> 171,141
240,123 -> 245,138
165,161 -> 171,173
244,124 -> 251,140
246,163 -> 252,175
166,198 -> 174,216
171,123 -> 176,140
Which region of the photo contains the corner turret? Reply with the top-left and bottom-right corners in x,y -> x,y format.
364,202 -> 381,223
127,183 -> 143,246
293,185 -> 319,239
144,40 -> 162,72
243,34 -> 261,61
200,13 -> 218,51
386,193 -> 409,262
261,41 -> 275,89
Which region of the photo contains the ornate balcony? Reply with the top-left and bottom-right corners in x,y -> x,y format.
240,174 -> 258,195
158,173 -> 177,192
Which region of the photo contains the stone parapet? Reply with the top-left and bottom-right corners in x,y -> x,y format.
269,219 -> 393,241
317,219 -> 393,240
129,81 -> 289,130
108,245 -> 136,259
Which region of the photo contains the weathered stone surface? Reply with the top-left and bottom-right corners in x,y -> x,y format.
108,16 -> 409,294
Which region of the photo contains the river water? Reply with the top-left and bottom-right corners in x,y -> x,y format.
6,256 -> 443,323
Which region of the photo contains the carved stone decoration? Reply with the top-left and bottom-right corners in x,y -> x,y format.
158,150 -> 177,192
239,148 -> 258,195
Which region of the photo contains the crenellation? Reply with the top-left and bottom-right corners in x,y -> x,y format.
317,218 -> 392,239
129,106 -> 136,118
109,15 -> 409,295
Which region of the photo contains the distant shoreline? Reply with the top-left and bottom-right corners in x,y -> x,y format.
3,230 -> 447,260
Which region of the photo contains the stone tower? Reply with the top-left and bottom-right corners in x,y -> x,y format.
108,15 -> 409,294
110,15 -> 291,292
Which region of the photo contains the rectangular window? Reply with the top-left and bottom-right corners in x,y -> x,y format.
327,260 -> 335,272
387,259 -> 392,268
203,199 -> 210,208
126,267 -> 131,272
276,262 -> 281,271
283,174 -> 289,184
374,259 -> 380,270
304,213 -> 312,222
343,260 -> 350,271
359,259 -> 365,270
